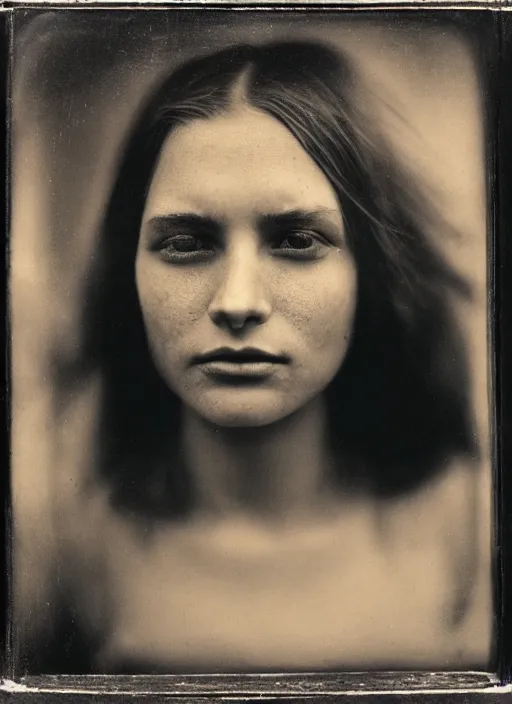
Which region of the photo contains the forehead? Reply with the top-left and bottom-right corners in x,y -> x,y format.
143,106 -> 342,219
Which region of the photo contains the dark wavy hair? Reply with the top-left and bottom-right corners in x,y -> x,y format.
78,40 -> 478,518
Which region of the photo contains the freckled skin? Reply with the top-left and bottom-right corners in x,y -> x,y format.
135,106 -> 357,427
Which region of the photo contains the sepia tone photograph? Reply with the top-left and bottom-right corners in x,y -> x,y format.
9,9 -> 494,677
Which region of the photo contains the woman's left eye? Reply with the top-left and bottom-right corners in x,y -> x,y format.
272,231 -> 326,259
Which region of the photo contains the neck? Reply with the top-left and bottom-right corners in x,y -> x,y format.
181,397 -> 341,524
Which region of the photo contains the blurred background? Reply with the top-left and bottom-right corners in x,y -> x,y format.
9,9 -> 492,664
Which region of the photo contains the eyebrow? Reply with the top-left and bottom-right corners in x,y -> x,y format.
257,208 -> 343,231
146,208 -> 342,232
145,213 -> 221,233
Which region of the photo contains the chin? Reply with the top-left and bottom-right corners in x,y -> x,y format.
192,398 -> 295,429
201,409 -> 289,429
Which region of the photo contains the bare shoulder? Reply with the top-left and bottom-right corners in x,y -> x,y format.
381,458 -> 489,551
377,457 -> 492,664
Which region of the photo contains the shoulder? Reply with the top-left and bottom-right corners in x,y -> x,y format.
376,456 -> 492,662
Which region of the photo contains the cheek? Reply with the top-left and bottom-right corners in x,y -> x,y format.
135,261 -> 211,355
278,256 -> 357,360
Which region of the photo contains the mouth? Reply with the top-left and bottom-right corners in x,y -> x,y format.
192,347 -> 290,379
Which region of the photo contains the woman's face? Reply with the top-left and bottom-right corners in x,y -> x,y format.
136,105 -> 357,427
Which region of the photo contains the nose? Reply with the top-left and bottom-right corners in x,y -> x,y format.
208,238 -> 271,332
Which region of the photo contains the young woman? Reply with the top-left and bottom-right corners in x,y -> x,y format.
19,39 -> 491,674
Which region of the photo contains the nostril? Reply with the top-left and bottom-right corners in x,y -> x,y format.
229,316 -> 249,331
210,309 -> 265,332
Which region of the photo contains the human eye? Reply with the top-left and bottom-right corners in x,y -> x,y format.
158,233 -> 216,263
272,230 -> 328,260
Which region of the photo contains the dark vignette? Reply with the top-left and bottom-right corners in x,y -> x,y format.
496,9 -> 512,688
2,5 -> 510,691
3,6 -> 11,683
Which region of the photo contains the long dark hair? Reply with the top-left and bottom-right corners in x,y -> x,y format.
78,40 -> 478,518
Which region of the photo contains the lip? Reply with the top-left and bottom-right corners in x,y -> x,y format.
193,347 -> 289,364
192,347 -> 289,379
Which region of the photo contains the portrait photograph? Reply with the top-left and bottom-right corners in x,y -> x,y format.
8,7 -> 496,680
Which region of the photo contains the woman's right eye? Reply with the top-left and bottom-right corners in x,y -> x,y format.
158,234 -> 215,262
